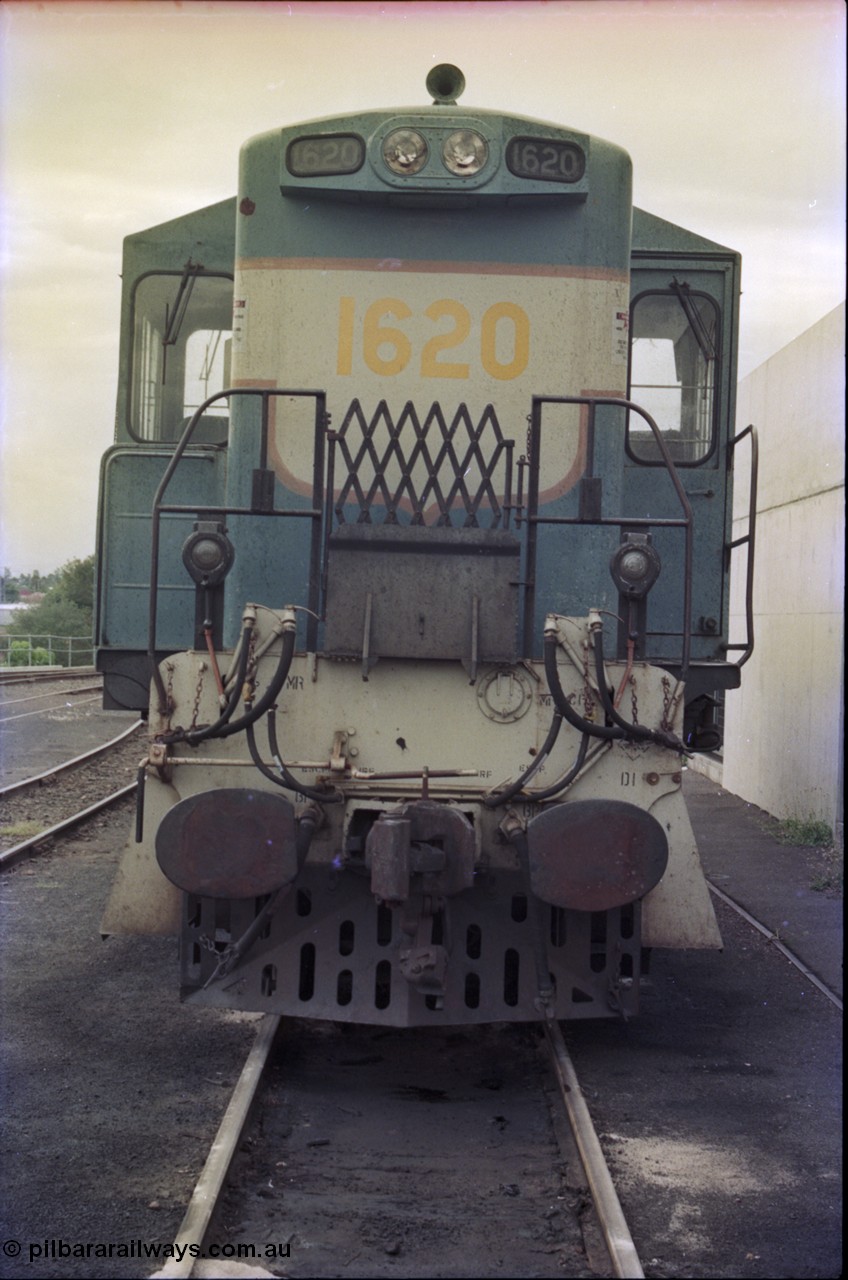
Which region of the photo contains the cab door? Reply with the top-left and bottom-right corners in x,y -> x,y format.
624,244 -> 740,672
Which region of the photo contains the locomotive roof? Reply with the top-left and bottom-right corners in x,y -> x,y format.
121,198 -> 739,267
632,207 -> 738,259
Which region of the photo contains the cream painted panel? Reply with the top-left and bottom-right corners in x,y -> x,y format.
232,264 -> 629,499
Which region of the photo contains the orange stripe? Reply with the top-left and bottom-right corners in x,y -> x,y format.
236,256 -> 627,282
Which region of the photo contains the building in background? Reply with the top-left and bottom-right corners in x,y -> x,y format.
697,304 -> 844,849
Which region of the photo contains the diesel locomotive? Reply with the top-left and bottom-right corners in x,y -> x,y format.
96,65 -> 756,1024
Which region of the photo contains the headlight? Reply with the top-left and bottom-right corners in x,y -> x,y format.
442,129 -> 488,176
382,128 -> 429,175
610,536 -> 661,599
182,522 -> 235,587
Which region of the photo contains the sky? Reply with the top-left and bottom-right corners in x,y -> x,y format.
0,0 -> 844,577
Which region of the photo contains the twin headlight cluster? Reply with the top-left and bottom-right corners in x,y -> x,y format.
382,127 -> 488,177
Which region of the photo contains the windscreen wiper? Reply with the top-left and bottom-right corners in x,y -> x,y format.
670,276 -> 716,364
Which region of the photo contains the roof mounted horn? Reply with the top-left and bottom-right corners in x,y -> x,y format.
426,64 -> 466,105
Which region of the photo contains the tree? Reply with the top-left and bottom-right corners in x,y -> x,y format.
52,556 -> 95,611
4,555 -> 95,665
1,570 -> 20,603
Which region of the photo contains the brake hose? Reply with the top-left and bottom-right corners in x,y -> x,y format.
161,614 -> 253,746
483,710 -> 563,808
245,712 -> 342,803
590,624 -> 685,752
266,708 -> 343,803
212,627 -> 297,740
543,631 -> 624,741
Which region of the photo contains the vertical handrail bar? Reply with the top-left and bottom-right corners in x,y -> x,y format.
522,398 -> 544,655
503,439 -> 514,532
321,430 -> 338,620
306,393 -> 328,650
725,422 -> 758,668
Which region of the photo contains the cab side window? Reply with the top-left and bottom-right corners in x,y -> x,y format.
130,270 -> 233,443
628,288 -> 719,464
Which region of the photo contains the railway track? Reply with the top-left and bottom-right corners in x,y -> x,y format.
0,759 -> 839,1278
0,721 -> 144,868
0,665 -> 97,686
149,878 -> 842,1280
150,1014 -> 642,1280
0,670 -> 103,727
706,879 -> 843,1012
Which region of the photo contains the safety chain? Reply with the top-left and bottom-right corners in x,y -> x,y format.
189,661 -> 207,730
660,675 -> 673,732
630,677 -> 640,726
164,662 -> 176,721
198,933 -> 229,959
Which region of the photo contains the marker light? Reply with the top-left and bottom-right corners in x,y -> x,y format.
442,129 -> 488,176
610,535 -> 661,599
382,129 -> 429,175
182,522 -> 235,587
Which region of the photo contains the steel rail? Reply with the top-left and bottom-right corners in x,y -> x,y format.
0,720 -> 144,800
0,666 -> 97,686
0,782 -> 137,870
707,879 -> 843,1012
545,1020 -> 645,1279
152,1015 -> 281,1279
0,693 -> 103,726
0,682 -> 102,710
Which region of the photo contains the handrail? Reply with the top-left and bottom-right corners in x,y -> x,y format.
725,422 -> 758,668
524,395 -> 694,676
147,387 -> 326,717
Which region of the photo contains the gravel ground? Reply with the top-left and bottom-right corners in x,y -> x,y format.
0,800 -> 596,1280
0,729 -> 146,854
0,798 -> 261,1280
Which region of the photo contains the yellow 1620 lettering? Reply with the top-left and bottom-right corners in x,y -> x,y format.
336,296 -> 530,381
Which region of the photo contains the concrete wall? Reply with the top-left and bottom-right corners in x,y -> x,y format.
713,304 -> 844,844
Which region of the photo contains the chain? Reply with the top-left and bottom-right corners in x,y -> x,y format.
660,676 -> 673,731
245,627 -> 259,699
581,638 -> 597,720
190,661 -> 207,730
630,676 -> 639,726
162,662 -> 176,721
198,933 -> 229,958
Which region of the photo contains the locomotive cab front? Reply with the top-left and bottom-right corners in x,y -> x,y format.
96,67 -> 754,1025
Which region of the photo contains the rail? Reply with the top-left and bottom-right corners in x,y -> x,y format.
0,782 -> 138,870
545,1020 -> 645,1278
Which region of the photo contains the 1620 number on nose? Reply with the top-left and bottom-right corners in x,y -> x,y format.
336,296 -> 530,382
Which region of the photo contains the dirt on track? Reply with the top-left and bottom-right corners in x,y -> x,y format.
208,1019 -> 595,1279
